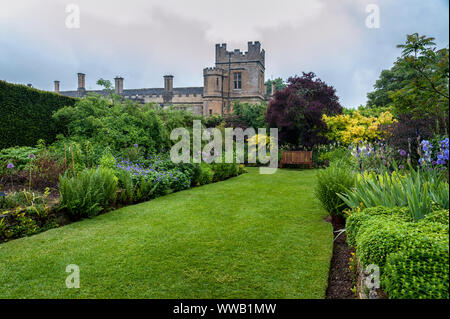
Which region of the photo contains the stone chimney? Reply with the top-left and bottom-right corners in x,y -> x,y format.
77,73 -> 86,97
271,82 -> 276,96
163,75 -> 174,105
114,77 -> 124,94
54,81 -> 60,94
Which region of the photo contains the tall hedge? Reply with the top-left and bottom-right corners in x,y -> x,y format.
0,80 -> 76,149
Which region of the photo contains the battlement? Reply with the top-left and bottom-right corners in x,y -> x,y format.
215,41 -> 265,66
203,67 -> 225,76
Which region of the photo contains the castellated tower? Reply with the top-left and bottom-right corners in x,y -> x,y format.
203,41 -> 266,116
203,67 -> 226,116
56,42 -> 266,117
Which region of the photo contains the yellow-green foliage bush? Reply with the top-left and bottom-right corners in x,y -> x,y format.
322,111 -> 396,144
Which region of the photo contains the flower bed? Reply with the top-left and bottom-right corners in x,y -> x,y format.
1,152 -> 245,242
315,136 -> 449,299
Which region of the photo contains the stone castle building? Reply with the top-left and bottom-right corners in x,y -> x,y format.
56,41 -> 274,116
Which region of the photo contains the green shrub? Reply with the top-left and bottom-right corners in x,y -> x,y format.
169,170 -> 191,192
0,80 -> 76,149
346,206 -> 411,247
356,216 -> 448,270
211,162 -> 239,182
314,164 -> 356,216
114,170 -> 158,205
421,209 -> 449,225
52,95 -> 167,155
99,151 -> 116,170
59,168 -> 118,219
383,239 -> 449,299
238,164 -> 247,175
320,147 -> 356,168
196,164 -> 214,185
348,205 -> 449,299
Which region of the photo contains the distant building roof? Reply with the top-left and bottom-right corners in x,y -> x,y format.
59,87 -> 204,98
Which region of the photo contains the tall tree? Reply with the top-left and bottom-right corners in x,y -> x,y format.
265,78 -> 286,95
366,64 -> 414,108
266,72 -> 343,148
367,34 -> 449,135
391,33 -> 449,134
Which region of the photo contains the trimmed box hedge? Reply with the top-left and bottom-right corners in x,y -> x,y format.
346,206 -> 449,299
0,80 -> 76,149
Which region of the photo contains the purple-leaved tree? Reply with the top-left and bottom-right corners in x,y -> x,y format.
266,72 -> 343,149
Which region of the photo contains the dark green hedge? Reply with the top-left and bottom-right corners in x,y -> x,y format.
0,80 -> 76,149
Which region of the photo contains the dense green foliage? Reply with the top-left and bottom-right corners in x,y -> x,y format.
314,163 -> 355,216
346,206 -> 449,299
345,206 -> 411,247
0,81 -> 76,149
191,163 -> 215,186
52,95 -> 167,155
231,102 -> 267,130
264,78 -> 286,95
59,168 -> 118,219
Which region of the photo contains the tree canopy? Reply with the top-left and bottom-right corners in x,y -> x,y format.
266,72 -> 343,149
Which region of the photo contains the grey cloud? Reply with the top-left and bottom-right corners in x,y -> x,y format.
0,0 -> 448,107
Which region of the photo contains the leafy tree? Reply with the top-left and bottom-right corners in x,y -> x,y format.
266,72 -> 343,149
367,34 -> 449,135
265,78 -> 286,95
366,64 -> 414,108
390,33 -> 449,134
96,78 -> 113,91
343,105 -> 390,117
231,101 -> 267,129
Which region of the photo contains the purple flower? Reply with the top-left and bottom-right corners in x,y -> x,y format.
399,149 -> 407,157
7,163 -> 14,169
399,165 -> 405,170
133,144 -> 138,148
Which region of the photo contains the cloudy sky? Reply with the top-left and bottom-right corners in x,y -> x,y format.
0,0 -> 448,108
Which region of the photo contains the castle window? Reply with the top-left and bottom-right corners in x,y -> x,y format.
216,78 -> 219,88
233,72 -> 242,90
209,109 -> 212,115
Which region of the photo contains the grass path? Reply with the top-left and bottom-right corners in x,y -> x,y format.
0,168 -> 332,298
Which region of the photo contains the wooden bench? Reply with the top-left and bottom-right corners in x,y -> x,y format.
280,151 -> 313,169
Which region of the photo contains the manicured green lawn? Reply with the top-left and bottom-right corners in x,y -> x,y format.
0,168 -> 332,298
